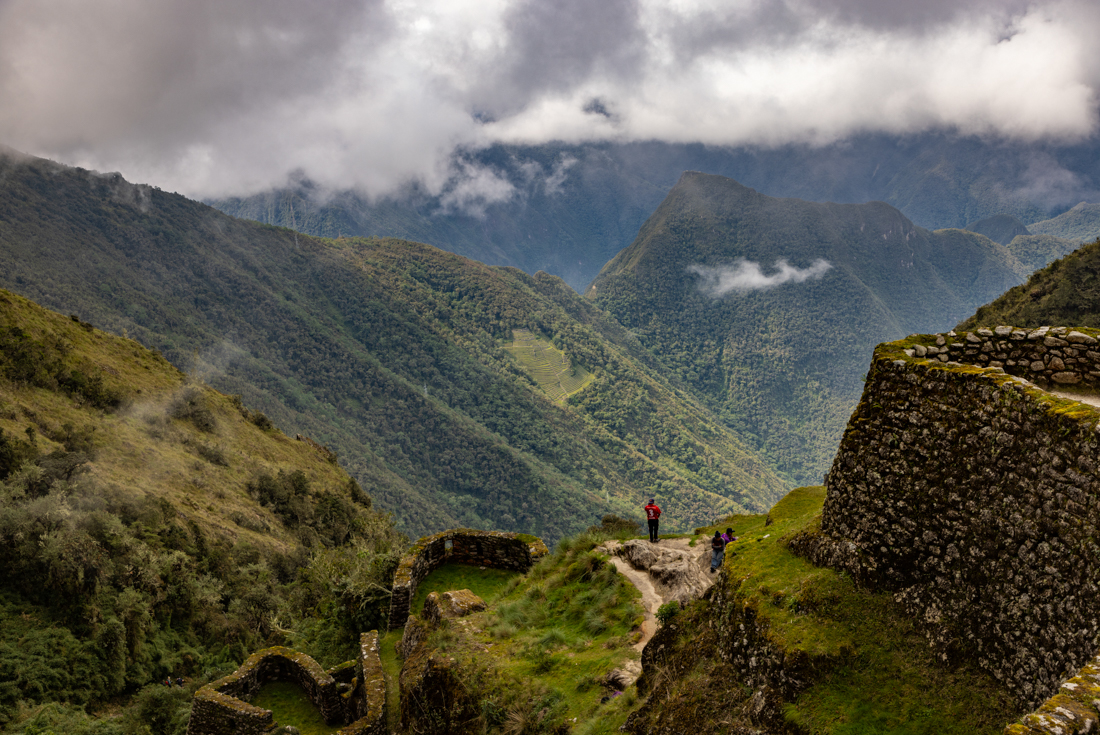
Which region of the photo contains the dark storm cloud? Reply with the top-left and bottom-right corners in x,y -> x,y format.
475,0 -> 646,115
0,0 -> 1097,199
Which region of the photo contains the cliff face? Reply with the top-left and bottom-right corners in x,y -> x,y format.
821,329 -> 1100,709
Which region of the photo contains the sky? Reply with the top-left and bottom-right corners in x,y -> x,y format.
1,0 -> 1098,200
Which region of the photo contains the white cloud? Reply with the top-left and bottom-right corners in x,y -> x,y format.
689,259 -> 833,296
0,0 -> 1096,198
437,161 -> 516,217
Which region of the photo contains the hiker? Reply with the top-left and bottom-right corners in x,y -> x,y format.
722,527 -> 738,545
710,531 -> 725,573
644,498 -> 661,542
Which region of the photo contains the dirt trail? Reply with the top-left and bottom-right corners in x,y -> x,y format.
599,537 -> 715,651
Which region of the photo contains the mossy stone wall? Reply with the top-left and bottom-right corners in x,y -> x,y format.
910,326 -> 1100,388
821,333 -> 1100,710
387,528 -> 548,630
187,633 -> 386,735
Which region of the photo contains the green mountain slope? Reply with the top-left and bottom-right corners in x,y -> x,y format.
210,135 -> 1100,291
959,238 -> 1100,330
965,214 -> 1030,245
0,287 -> 404,723
1028,202 -> 1100,243
0,151 -> 787,543
588,172 -> 1031,486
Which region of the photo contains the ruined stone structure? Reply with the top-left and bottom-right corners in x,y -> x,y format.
387,528 -> 548,630
187,632 -> 386,735
817,327 -> 1100,731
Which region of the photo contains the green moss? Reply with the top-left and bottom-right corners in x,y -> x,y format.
249,682 -> 341,735
700,487 -> 1021,733
409,563 -> 520,614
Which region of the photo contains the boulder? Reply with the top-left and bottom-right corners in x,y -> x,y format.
423,589 -> 486,626
614,540 -> 711,604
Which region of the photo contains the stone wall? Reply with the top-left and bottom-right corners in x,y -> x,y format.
820,328 -> 1100,711
387,528 -> 548,630
187,633 -> 386,735
904,325 -> 1100,388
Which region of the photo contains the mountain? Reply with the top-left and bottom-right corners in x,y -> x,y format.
965,214 -> 1030,245
0,149 -> 787,543
959,238 -> 1100,330
0,286 -> 404,722
587,172 -> 1032,486
1028,202 -> 1100,243
211,134 -> 1100,291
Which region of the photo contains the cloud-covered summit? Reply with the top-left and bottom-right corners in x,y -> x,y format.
1,0 -> 1097,199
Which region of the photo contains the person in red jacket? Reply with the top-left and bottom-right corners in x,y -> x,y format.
644,498 -> 661,542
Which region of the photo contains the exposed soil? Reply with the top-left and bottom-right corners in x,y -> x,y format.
599,537 -> 715,650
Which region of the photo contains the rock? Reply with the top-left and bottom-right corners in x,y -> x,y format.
614,540 -> 711,603
398,616 -> 429,659
1012,329 -> 1028,340
995,326 -> 1013,337
966,333 -> 983,343
1068,331 -> 1098,345
1048,357 -> 1065,371
423,590 -> 486,625
1052,372 -> 1081,384
1045,336 -> 1070,348
1031,361 -> 1047,372
904,349 -> 915,358
936,335 -> 946,346
977,328 -> 994,337
914,344 -> 927,357
606,659 -> 643,688
1029,327 -> 1050,340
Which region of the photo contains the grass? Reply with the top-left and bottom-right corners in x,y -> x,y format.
504,328 -> 594,402
693,487 -> 1022,734
397,528 -> 648,733
409,563 -> 522,615
378,631 -> 403,733
249,681 -> 341,735
0,288 -> 358,553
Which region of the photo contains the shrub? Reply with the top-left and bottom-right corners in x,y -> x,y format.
655,601 -> 680,626
168,387 -> 216,433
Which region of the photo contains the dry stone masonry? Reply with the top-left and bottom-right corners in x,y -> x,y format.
187,632 -> 386,735
903,325 -> 1100,388
819,326 -> 1100,729
387,528 -> 548,630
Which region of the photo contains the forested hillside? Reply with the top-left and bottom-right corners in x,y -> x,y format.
211,134 -> 1100,291
0,150 -> 786,543
589,172 -> 1037,486
0,287 -> 404,730
959,238 -> 1100,330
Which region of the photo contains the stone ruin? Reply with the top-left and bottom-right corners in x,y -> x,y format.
187,632 -> 386,735
386,528 -> 548,630
810,325 -> 1100,733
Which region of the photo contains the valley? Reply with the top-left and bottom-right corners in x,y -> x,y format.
1,143 -> 1099,735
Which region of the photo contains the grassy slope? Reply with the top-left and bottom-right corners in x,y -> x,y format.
959,238 -> 1100,330
0,151 -> 787,543
396,527 -> 648,735
619,488 -> 1021,734
0,288 -> 404,732
589,172 -> 1029,487
0,288 -> 358,549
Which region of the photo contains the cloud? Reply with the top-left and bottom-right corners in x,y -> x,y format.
437,161 -> 516,217
0,0 -> 1097,198
689,259 -> 833,297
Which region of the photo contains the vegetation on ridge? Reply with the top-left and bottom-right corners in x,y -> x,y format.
0,151 -> 787,542
0,288 -> 403,735
589,171 -> 1036,488
960,238 -> 1100,330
